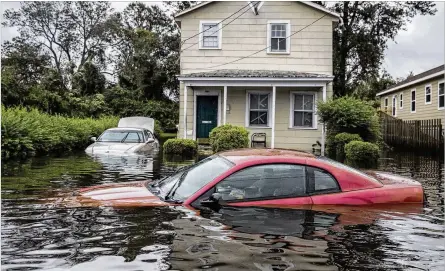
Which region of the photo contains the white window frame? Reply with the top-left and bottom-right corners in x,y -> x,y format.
199,20 -> 222,50
245,90 -> 272,128
425,84 -> 432,105
438,81 -> 445,110
411,89 -> 416,113
399,92 -> 403,109
267,20 -> 291,54
392,94 -> 397,117
384,97 -> 388,112
289,91 -> 318,130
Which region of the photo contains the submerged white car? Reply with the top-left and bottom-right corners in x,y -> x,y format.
85,117 -> 160,155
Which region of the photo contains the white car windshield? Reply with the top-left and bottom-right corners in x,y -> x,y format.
150,155 -> 234,202
98,130 -> 144,143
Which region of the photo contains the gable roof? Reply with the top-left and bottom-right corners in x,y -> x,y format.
174,1 -> 340,20
376,65 -> 445,97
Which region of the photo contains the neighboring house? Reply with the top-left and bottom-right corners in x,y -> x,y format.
175,1 -> 340,154
376,65 -> 445,125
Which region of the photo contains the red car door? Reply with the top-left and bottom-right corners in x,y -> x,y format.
211,163 -> 313,208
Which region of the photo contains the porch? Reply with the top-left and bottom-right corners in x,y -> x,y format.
177,70 -> 334,155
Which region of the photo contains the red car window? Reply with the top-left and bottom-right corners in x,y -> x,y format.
215,164 -> 307,201
306,166 -> 341,195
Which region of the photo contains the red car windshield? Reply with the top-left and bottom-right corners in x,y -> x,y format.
150,155 -> 234,202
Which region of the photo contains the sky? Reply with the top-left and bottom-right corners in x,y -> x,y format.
1,1 -> 444,79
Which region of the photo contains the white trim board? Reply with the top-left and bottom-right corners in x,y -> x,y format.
193,90 -> 222,140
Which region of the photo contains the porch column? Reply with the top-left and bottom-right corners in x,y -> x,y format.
223,86 -> 227,124
321,84 -> 327,156
271,85 -> 276,149
183,85 -> 188,139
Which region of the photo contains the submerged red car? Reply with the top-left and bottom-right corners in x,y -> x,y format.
73,149 -> 424,208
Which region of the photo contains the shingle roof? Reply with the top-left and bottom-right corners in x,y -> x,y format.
377,65 -> 444,96
178,69 -> 332,79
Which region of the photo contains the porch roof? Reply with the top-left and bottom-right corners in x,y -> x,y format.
178,69 -> 333,79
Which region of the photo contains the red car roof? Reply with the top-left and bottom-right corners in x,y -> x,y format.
218,148 -> 315,165
217,148 -> 382,192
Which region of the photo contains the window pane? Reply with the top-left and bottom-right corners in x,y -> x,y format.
303,95 -> 314,110
426,86 -> 431,94
440,96 -> 444,108
303,112 -> 313,127
294,95 -> 303,110
313,168 -> 339,192
293,112 -> 303,126
215,164 -> 306,201
411,101 -> 416,112
203,24 -> 218,37
439,83 -> 444,95
411,91 -> 415,100
250,111 -> 268,125
277,38 -> 286,51
203,36 -> 218,47
250,94 -> 259,110
258,94 -> 269,109
271,38 -> 279,51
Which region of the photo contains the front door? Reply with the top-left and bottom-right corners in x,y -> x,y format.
197,95 -> 218,138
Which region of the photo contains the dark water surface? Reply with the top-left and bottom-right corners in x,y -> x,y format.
2,151 -> 444,270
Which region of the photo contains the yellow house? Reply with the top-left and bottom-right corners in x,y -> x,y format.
175,1 -> 341,154
376,65 -> 445,125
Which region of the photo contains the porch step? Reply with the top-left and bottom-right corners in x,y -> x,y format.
197,138 -> 210,145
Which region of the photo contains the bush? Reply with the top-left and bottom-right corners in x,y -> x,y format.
1,105 -> 118,160
209,124 -> 249,153
333,133 -> 363,162
344,141 -> 380,169
317,96 -> 381,144
154,120 -> 163,139
163,138 -> 197,157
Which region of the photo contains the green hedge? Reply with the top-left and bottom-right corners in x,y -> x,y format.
163,138 -> 197,157
209,124 -> 249,153
333,133 -> 363,162
1,105 -> 118,160
345,141 -> 380,169
318,96 -> 381,148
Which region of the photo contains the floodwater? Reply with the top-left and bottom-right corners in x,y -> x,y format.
1,150 -> 444,270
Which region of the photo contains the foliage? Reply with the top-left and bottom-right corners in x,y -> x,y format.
344,141 -> 380,169
2,2 -> 181,123
333,133 -> 363,162
163,138 -> 197,157
313,1 -> 437,97
317,96 -> 381,145
1,105 -> 118,160
351,70 -> 396,102
154,120 -> 163,139
209,124 -> 249,153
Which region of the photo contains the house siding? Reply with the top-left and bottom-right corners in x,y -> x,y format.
379,76 -> 445,125
179,84 -> 333,152
178,1 -> 335,75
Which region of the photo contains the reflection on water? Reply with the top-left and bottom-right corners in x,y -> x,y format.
1,151 -> 444,270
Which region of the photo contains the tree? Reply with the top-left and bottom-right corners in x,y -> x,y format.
352,70 -> 396,101
110,2 -> 180,100
3,1 -> 114,89
164,1 -> 198,13
313,2 -> 437,97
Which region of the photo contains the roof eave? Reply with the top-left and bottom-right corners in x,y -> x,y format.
174,1 -> 341,20
177,76 -> 334,82
376,71 -> 445,97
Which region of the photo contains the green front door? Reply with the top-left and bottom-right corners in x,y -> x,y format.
197,95 -> 218,138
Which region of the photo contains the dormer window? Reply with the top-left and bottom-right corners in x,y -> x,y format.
199,21 -> 222,49
267,20 -> 290,54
